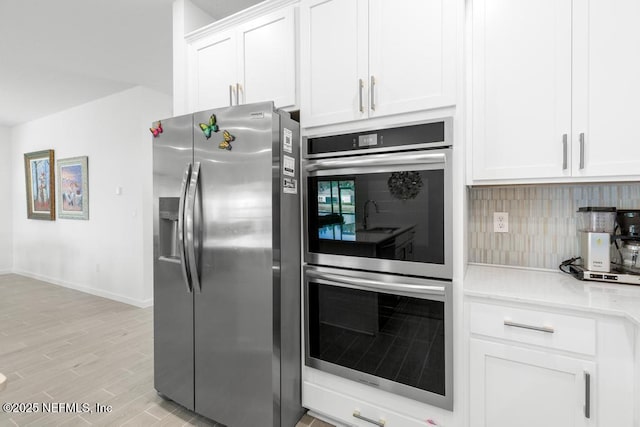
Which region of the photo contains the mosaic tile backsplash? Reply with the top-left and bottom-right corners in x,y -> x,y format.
468,183 -> 640,270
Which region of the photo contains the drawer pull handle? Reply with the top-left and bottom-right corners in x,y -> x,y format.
504,320 -> 555,334
353,410 -> 386,426
370,75 -> 376,111
562,134 -> 568,170
579,132 -> 585,169
584,371 -> 591,419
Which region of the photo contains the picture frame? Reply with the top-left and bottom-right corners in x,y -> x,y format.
24,150 -> 56,220
57,156 -> 89,220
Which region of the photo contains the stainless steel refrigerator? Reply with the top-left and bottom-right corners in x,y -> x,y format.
152,102 -> 302,427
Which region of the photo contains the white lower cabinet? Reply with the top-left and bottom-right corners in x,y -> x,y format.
469,339 -> 595,427
303,381 -> 429,427
468,301 -> 636,427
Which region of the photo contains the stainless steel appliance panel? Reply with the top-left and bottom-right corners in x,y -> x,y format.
193,104 -> 275,426
276,112 -> 303,427
153,114 -> 195,410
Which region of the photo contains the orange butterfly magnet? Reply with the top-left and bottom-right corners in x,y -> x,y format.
218,130 -> 235,150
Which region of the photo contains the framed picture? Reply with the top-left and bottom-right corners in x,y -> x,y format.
24,150 -> 56,220
57,156 -> 89,220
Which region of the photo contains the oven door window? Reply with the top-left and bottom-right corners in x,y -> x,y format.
307,282 -> 446,396
308,169 -> 444,264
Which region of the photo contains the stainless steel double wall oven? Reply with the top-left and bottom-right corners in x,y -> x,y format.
302,119 -> 454,410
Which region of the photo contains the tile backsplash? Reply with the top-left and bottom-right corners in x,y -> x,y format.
468,183 -> 640,270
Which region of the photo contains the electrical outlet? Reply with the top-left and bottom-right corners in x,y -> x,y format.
494,212 -> 509,233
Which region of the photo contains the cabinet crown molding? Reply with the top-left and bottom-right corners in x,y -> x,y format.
185,0 -> 299,42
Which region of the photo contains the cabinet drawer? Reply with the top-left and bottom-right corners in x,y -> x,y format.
303,381 -> 437,427
469,302 -> 596,355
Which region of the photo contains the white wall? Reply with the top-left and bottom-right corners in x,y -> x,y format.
11,86 -> 171,307
0,125 -> 13,273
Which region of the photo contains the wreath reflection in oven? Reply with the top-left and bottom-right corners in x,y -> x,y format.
387,171 -> 423,200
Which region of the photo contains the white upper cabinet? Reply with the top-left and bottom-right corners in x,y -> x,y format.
236,10 -> 296,107
471,0 -> 572,181
472,0 -> 640,183
190,31 -> 238,111
187,5 -> 296,112
300,0 -> 366,127
572,0 -> 640,178
368,0 -> 456,118
300,0 -> 456,128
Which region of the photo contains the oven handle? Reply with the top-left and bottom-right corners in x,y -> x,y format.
305,151 -> 446,172
305,269 -> 446,297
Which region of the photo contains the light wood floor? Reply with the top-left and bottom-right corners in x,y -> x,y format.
0,274 -> 333,427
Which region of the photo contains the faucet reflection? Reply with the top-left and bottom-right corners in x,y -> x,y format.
363,199 -> 379,231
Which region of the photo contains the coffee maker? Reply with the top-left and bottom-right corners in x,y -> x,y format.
577,207 -> 616,272
566,207 -> 640,285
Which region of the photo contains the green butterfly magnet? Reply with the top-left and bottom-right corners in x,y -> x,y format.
199,114 -> 219,139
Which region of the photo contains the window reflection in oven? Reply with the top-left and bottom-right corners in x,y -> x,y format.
307,281 -> 446,396
317,178 -> 356,241
308,169 -> 445,264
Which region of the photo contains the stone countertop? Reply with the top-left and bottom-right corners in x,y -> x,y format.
464,263 -> 640,325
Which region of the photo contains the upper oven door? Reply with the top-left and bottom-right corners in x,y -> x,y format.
303,149 -> 452,279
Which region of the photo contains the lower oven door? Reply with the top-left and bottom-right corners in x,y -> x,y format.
304,265 -> 453,410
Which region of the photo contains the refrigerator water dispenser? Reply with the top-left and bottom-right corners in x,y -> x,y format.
159,197 -> 180,260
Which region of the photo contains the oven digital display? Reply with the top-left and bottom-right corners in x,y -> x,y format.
358,134 -> 378,147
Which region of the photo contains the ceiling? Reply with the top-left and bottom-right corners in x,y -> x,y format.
0,0 -> 262,128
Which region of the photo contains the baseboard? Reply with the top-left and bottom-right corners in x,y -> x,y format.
12,269 -> 153,308
0,269 -> 12,275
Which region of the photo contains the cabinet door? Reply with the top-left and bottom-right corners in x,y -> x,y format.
237,8 -> 296,109
189,31 -> 238,111
472,0 -> 572,181
469,339 -> 594,427
300,0 -> 368,127
572,0 -> 640,177
368,0 -> 456,118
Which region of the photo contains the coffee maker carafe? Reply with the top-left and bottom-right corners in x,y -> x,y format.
577,207 -> 616,272
612,209 -> 640,273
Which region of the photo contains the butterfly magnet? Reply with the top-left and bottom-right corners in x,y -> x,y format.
199,114 -> 219,139
150,121 -> 163,137
218,130 -> 235,150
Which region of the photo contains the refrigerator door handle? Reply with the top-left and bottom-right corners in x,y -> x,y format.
185,161 -> 202,293
178,163 -> 193,293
